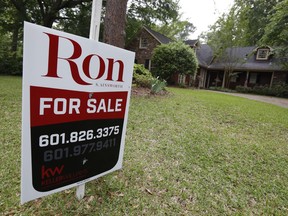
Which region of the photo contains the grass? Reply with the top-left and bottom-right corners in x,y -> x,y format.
0,75 -> 288,215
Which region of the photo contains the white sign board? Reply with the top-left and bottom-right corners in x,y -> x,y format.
21,22 -> 135,204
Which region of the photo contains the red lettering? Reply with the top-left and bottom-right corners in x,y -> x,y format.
43,32 -> 126,85
106,58 -> 124,82
43,33 -> 90,85
41,165 -> 64,179
83,54 -> 105,79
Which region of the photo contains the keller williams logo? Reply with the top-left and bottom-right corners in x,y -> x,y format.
43,33 -> 125,85
41,165 -> 64,179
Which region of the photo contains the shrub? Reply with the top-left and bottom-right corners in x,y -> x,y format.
235,86 -> 253,93
0,55 -> 22,75
209,87 -> 236,93
151,41 -> 198,81
151,77 -> 167,94
235,83 -> 288,98
133,64 -> 153,88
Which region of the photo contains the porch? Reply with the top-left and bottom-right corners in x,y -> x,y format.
205,70 -> 274,89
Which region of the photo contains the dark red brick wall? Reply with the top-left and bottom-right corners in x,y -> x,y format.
273,71 -> 288,84
126,29 -> 160,65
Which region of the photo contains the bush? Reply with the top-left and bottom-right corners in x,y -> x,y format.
0,55 -> 22,75
151,77 -> 167,94
133,64 -> 153,88
235,86 -> 253,93
235,83 -> 288,98
209,86 -> 236,93
151,41 -> 198,81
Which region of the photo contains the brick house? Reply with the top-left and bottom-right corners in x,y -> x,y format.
127,27 -> 288,88
126,26 -> 172,71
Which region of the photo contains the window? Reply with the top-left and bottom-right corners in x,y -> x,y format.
140,37 -> 148,48
178,74 -> 186,84
144,59 -> 151,70
256,48 -> 269,60
249,73 -> 258,84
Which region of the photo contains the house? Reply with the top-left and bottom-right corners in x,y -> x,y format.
127,27 -> 288,89
200,46 -> 288,89
126,26 -> 172,71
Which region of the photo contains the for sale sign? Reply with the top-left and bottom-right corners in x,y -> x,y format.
21,22 -> 135,203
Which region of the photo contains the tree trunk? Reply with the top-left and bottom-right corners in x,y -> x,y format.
103,0 -> 128,48
11,15 -> 22,58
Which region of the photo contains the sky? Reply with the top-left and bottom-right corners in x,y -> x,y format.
178,0 -> 234,39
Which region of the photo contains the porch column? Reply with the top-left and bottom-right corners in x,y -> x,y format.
207,73 -> 210,88
244,71 -> 249,87
222,71 -> 226,88
270,72 -> 274,88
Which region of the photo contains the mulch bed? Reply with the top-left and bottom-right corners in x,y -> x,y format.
131,87 -> 170,97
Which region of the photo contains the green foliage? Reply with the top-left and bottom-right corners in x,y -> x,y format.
209,86 -> 236,93
235,83 -> 288,98
206,0 -> 282,49
153,19 -> 195,41
126,0 -> 176,43
127,0 -> 179,26
0,55 -> 22,75
0,33 -> 22,75
150,77 -> 167,94
56,2 -> 92,38
133,64 -> 153,88
260,0 -> 288,69
126,0 -> 193,43
151,41 -> 198,81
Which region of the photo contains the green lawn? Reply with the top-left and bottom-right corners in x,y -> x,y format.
1,76 -> 288,215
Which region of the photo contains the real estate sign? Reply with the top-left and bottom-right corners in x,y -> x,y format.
21,22 -> 135,204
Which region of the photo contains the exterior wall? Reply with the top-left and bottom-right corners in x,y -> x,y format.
126,29 -> 160,70
273,71 -> 288,85
229,72 -> 246,89
205,70 -> 277,89
244,72 -> 271,88
170,73 -> 192,86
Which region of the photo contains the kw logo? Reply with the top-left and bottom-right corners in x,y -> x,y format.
41,165 -> 64,179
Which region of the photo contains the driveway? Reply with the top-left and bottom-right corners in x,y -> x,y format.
210,91 -> 288,109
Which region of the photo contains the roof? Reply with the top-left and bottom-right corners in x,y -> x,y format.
209,46 -> 285,72
185,40 -> 198,47
196,44 -> 214,68
144,26 -> 173,44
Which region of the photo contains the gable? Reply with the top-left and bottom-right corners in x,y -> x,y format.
144,27 -> 173,44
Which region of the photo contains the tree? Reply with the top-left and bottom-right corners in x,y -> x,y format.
205,0 -> 283,47
260,0 -> 288,69
154,19 -> 195,41
10,0 -> 91,28
56,2 -> 92,38
151,41 -> 198,81
126,0 -> 186,43
103,0 -> 128,48
231,0 -> 281,46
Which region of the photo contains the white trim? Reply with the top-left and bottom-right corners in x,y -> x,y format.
256,48 -> 269,60
139,37 -> 148,49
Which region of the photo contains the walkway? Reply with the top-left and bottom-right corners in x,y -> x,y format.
210,91 -> 288,109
